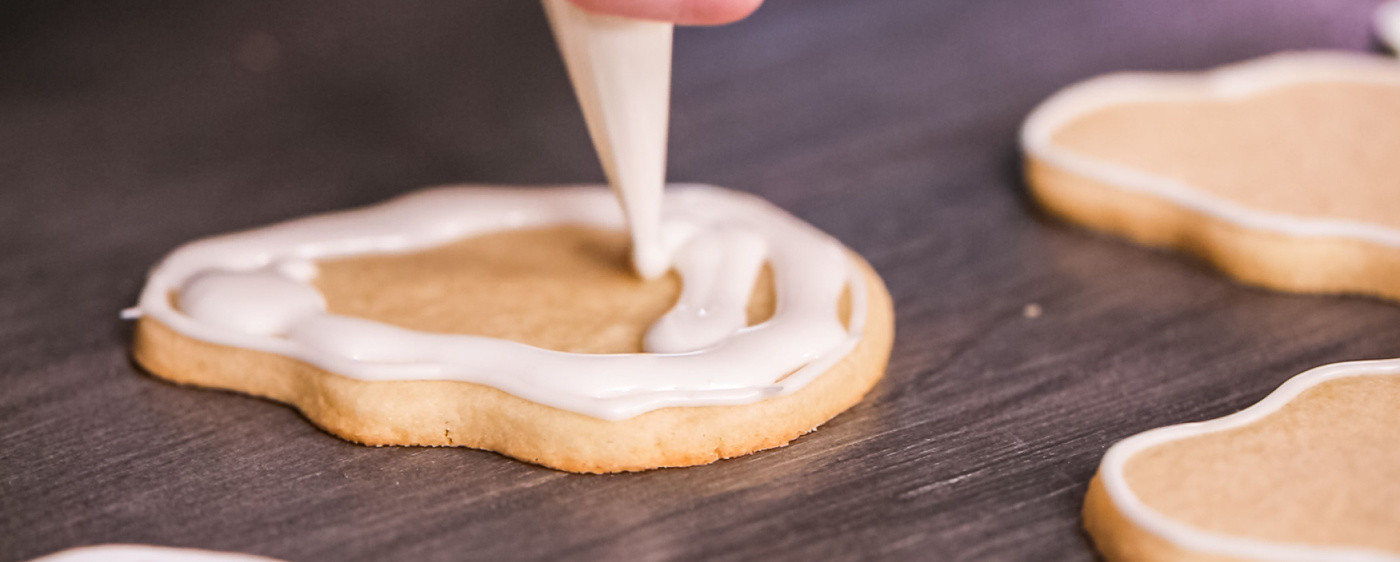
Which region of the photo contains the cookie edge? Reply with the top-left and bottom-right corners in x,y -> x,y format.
131,254 -> 894,474
1084,359 -> 1400,561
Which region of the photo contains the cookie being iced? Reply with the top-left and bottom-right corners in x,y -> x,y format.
1022,51 -> 1400,300
129,185 -> 894,473
1084,360 -> 1400,561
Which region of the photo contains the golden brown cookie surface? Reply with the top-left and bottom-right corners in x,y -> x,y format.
314,226 -> 777,354
1050,82 -> 1400,230
1127,375 -> 1400,552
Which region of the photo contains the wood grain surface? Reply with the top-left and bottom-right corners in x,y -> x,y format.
1,1 -> 1394,560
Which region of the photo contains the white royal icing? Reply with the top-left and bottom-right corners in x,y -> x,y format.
1099,359 -> 1400,562
1021,51 -> 1400,248
1380,0 -> 1400,54
30,545 -> 283,562
131,185 -> 865,421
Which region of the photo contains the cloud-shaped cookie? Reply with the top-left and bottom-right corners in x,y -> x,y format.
1022,51 -> 1400,301
131,185 -> 894,473
1084,360 -> 1400,561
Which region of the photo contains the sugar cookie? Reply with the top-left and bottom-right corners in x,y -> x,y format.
129,185 -> 894,473
1084,360 -> 1400,562
1023,50 -> 1400,561
1022,51 -> 1400,301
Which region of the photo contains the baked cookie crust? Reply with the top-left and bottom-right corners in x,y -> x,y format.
133,227 -> 893,473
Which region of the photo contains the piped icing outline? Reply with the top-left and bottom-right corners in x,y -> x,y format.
1099,359 -> 1400,562
130,184 -> 868,421
1021,51 -> 1400,248
1380,1 -> 1400,54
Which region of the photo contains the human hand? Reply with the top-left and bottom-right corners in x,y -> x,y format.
566,0 -> 763,25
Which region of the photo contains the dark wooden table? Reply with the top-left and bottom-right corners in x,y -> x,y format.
2,1 -> 1394,560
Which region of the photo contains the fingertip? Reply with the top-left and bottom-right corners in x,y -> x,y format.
677,0 -> 764,26
564,0 -> 763,26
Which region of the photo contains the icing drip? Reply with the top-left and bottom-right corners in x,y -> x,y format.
644,225 -> 768,353
135,185 -> 864,421
179,268 -> 325,336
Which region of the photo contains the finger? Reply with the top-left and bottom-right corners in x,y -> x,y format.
565,0 -> 764,25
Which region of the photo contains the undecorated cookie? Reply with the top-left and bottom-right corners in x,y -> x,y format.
1084,360 -> 1400,562
129,185 -> 894,473
1022,51 -> 1400,301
